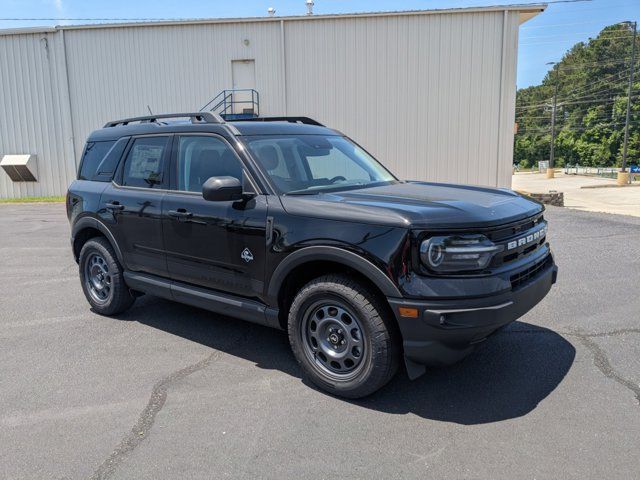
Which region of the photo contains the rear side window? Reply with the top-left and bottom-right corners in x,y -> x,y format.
79,141 -> 115,181
122,136 -> 170,188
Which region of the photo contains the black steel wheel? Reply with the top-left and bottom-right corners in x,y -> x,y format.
84,252 -> 113,304
79,237 -> 135,315
288,274 -> 399,398
301,302 -> 367,380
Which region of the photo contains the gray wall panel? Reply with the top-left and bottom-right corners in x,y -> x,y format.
283,11 -> 507,187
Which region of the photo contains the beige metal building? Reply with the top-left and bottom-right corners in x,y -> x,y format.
0,4 -> 545,198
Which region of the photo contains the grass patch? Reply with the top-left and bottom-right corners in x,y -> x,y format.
0,195 -> 65,203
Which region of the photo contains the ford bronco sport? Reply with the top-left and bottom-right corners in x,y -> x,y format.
67,112 -> 557,398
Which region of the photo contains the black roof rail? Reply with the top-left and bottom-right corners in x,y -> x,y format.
228,116 -> 324,127
103,112 -> 224,128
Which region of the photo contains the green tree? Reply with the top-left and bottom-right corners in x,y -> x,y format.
515,23 -> 639,168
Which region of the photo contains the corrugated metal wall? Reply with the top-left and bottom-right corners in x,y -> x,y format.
0,9 -> 525,198
284,11 -> 520,187
0,31 -> 76,197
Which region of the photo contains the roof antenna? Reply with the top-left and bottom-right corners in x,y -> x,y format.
267,7 -> 276,17
147,105 -> 153,115
306,0 -> 314,15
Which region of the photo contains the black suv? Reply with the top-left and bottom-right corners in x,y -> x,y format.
67,112 -> 557,398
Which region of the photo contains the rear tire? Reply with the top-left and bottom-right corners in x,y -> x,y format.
79,237 -> 135,315
288,274 -> 399,398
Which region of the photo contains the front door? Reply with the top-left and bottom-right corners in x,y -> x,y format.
162,134 -> 267,299
99,135 -> 171,277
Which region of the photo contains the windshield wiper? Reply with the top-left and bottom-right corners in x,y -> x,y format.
284,189 -> 322,195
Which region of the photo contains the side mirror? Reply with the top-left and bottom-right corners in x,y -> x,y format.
202,176 -> 243,202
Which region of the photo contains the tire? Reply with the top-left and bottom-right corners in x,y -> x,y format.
288,274 -> 400,398
78,236 -> 135,315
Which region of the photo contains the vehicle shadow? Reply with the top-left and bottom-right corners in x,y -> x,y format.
121,295 -> 575,426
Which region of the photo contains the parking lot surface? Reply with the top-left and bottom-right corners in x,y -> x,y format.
1,203 -> 639,479
512,172 -> 640,217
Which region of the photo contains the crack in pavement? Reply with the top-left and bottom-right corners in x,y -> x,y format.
576,328 -> 640,338
576,335 -> 640,406
89,331 -> 249,480
503,327 -> 640,407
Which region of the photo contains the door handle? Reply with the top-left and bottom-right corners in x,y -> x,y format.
105,202 -> 125,211
168,209 -> 193,221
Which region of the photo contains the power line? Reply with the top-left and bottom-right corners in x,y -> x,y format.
517,102 -> 553,111
559,80 -> 630,103
516,65 -> 639,110
561,97 -> 619,106
521,29 -> 636,41
517,96 -> 620,113
517,123 -> 640,135
518,117 -> 640,129
555,65 -> 639,101
545,59 -> 632,70
522,34 -> 637,46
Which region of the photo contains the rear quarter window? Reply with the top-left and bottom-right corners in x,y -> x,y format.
78,139 -> 128,182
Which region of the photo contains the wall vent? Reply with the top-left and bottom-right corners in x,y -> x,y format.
1,155 -> 38,182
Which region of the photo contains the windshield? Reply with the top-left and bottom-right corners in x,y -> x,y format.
242,135 -> 397,194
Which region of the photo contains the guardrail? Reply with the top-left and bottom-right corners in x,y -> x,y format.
199,89 -> 260,118
563,164 -> 639,182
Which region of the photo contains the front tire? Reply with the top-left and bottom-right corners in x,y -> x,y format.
79,237 -> 135,315
288,274 -> 399,398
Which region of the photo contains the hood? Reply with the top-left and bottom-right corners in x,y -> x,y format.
279,181 -> 543,229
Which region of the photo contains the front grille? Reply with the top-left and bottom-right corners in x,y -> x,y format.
490,216 -> 547,267
510,254 -> 552,290
486,214 -> 544,243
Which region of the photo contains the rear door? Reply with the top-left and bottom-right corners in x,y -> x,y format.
99,134 -> 171,277
162,133 -> 268,298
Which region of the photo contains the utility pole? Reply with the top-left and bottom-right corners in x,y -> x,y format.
621,21 -> 637,180
546,62 -> 560,178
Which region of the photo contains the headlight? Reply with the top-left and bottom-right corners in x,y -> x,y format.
420,234 -> 501,273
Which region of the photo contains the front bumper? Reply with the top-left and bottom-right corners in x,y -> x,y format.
388,256 -> 558,379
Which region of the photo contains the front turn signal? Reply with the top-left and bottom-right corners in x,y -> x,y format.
399,307 -> 419,318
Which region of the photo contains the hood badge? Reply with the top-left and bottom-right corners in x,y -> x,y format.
241,248 -> 254,263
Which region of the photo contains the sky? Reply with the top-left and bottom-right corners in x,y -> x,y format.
0,0 -> 638,88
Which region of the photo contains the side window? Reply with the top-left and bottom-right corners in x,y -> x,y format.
122,136 -> 169,188
175,136 -> 244,192
78,141 -> 115,181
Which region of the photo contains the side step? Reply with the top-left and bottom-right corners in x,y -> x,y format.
123,271 -> 281,329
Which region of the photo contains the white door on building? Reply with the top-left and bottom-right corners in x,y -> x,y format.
231,59 -> 256,115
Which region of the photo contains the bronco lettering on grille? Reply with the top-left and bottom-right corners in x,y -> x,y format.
506,224 -> 547,251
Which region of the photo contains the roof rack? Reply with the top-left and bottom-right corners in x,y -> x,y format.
103,112 -> 224,128
228,116 -> 324,127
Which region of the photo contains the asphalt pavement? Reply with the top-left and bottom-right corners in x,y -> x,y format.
0,203 -> 639,479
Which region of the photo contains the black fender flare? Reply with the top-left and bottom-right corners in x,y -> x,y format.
71,216 -> 125,265
267,246 -> 402,302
